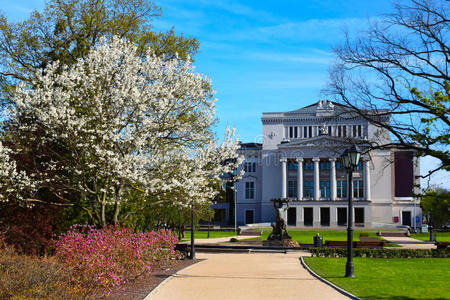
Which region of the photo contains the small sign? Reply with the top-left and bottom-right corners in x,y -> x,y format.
421,225 -> 428,233
393,216 -> 399,223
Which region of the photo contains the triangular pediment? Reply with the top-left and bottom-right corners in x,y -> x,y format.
277,135 -> 350,149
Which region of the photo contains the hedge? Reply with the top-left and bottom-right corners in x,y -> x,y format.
309,247 -> 450,258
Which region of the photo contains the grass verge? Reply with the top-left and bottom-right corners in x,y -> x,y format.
181,230 -> 238,241
260,229 -> 399,246
411,232 -> 450,242
304,257 -> 450,300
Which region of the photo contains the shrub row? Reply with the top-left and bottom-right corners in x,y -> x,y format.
0,242 -> 73,299
52,224 -> 180,297
309,247 -> 450,258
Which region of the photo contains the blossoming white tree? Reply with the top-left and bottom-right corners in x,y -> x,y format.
2,37 -> 242,226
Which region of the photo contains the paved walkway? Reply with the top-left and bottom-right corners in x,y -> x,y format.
147,252 -> 349,300
382,236 -> 436,249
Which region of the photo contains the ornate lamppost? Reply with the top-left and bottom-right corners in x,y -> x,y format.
178,205 -> 182,241
341,144 -> 361,278
190,202 -> 195,260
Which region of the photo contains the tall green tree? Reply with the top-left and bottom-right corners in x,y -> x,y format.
329,0 -> 449,181
421,188 -> 450,228
0,0 -> 199,105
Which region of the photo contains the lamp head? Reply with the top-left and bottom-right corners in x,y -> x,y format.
341,144 -> 362,168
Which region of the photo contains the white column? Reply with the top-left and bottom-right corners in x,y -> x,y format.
296,158 -> 303,200
329,158 -> 337,201
313,158 -> 320,200
281,158 -> 287,199
363,158 -> 371,201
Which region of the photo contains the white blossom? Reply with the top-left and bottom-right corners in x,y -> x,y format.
3,36 -> 242,211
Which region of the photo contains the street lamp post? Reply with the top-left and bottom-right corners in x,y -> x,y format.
207,208 -> 211,239
178,205 -> 182,241
190,202 -> 195,260
234,182 -> 237,233
341,144 -> 361,278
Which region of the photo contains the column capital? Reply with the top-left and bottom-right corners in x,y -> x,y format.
329,157 -> 337,162
280,158 -> 287,163
312,157 -> 320,162
296,157 -> 304,162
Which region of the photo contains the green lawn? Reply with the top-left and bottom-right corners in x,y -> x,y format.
304,257 -> 450,300
260,229 -> 396,245
411,232 -> 450,242
181,230 -> 237,240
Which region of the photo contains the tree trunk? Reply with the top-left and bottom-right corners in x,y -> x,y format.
113,201 -> 120,226
100,192 -> 107,227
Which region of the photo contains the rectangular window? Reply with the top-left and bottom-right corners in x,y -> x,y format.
303,180 -> 314,198
337,207 -> 347,226
288,161 -> 298,171
355,207 -> 365,224
326,162 -> 330,170
336,161 -> 341,170
304,161 -> 314,171
320,162 -> 325,170
294,127 -> 298,138
304,207 -> 313,226
320,207 -> 330,226
288,180 -> 297,198
357,161 -> 363,170
245,182 -> 255,199
353,180 -> 364,198
244,162 -> 256,173
287,207 -> 296,226
394,151 -> 414,197
320,180 -> 330,198
328,126 -> 332,135
337,180 -> 347,198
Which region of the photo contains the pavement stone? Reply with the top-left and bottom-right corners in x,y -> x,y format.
147,252 -> 349,300
382,236 -> 437,249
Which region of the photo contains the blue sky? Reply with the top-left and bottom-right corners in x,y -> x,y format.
2,0 -> 449,188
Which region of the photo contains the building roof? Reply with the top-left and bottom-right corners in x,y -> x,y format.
239,142 -> 262,150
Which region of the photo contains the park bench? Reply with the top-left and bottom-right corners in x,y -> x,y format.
435,241 -> 450,249
324,241 -> 348,247
324,240 -> 384,248
359,237 -> 382,242
355,240 -> 384,248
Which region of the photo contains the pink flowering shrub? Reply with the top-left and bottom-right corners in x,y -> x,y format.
52,225 -> 180,296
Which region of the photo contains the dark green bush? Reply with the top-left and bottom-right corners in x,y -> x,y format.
309,247 -> 450,258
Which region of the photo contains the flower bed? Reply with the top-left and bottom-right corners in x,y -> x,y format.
52,225 -> 180,296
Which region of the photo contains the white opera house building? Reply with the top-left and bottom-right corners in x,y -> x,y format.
213,100 -> 422,229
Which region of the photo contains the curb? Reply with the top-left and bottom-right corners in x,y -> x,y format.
300,257 -> 360,300
143,259 -> 207,300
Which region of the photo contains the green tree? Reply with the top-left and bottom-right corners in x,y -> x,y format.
421,188 -> 450,228
0,0 -> 199,105
329,0 -> 449,179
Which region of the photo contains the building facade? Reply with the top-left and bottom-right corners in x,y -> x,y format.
213,100 -> 421,228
